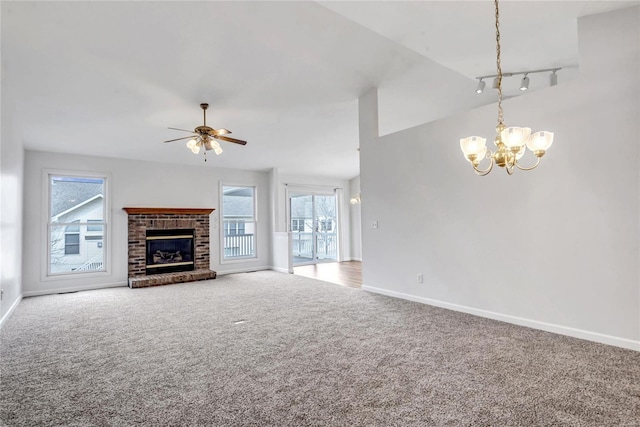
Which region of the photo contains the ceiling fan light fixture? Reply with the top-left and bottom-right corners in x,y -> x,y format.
186,139 -> 200,154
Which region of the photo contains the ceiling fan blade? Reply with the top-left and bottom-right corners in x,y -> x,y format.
204,128 -> 231,136
215,135 -> 247,146
168,127 -> 196,133
164,135 -> 196,143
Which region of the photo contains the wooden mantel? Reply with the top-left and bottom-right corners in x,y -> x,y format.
123,207 -> 214,215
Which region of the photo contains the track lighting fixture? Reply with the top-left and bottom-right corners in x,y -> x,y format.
475,68 -> 561,93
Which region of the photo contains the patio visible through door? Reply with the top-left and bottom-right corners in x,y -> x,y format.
289,192 -> 338,266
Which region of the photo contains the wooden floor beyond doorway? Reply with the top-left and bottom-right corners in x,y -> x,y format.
293,261 -> 362,289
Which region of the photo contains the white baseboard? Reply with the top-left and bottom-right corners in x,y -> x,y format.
216,266 -> 272,276
0,294 -> 23,328
362,285 -> 640,352
270,266 -> 293,274
23,281 -> 127,297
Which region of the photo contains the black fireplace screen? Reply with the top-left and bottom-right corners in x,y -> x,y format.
146,229 -> 195,275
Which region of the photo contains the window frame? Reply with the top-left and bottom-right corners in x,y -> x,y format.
219,183 -> 258,263
43,170 -> 111,279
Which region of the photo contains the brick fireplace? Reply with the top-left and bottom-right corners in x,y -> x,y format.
123,207 -> 217,288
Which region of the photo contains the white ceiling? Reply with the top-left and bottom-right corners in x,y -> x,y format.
2,1 -> 637,179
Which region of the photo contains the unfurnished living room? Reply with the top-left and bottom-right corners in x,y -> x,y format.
1,1 -> 639,426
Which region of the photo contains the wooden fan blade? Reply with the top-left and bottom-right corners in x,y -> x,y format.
204,128 -> 231,136
168,127 -> 196,133
164,135 -> 196,143
215,135 -> 247,145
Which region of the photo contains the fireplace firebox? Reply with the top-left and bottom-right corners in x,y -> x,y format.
146,229 -> 195,275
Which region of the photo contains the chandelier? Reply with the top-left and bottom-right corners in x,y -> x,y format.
460,0 -> 554,176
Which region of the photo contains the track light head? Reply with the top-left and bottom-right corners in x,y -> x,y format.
492,77 -> 499,89
550,71 -> 558,86
520,74 -> 530,91
476,79 -> 486,94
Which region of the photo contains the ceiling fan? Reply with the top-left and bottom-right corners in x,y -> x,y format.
164,103 -> 247,161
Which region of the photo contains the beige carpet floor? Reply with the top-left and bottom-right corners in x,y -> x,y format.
1,271 -> 639,426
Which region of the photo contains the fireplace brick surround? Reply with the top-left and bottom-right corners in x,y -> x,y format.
123,207 -> 216,288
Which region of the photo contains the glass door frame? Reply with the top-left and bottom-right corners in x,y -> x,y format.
286,188 -> 340,266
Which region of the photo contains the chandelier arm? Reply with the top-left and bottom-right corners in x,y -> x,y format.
515,157 -> 542,171
473,158 -> 495,176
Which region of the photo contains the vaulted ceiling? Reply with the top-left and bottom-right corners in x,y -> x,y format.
2,1 -> 637,179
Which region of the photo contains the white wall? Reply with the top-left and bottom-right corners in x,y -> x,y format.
0,105 -> 24,324
22,151 -> 273,295
349,176 -> 362,261
359,7 -> 640,350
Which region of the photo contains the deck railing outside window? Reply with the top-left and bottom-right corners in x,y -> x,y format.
292,232 -> 337,259
223,229 -> 255,258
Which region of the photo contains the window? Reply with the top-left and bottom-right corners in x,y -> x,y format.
224,221 -> 246,236
48,174 -> 107,275
87,219 -> 103,232
291,219 -> 305,232
64,221 -> 80,255
320,219 -> 334,232
222,185 -> 256,260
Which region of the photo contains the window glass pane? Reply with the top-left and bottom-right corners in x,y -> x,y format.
222,186 -> 255,259
50,176 -> 104,223
49,174 -> 106,275
65,234 -> 80,255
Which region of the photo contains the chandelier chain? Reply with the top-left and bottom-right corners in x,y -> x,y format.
495,0 -> 504,126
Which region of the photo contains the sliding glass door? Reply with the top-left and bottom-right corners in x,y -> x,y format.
289,192 -> 338,265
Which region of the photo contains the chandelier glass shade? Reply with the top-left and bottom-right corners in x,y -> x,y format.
461,0 -> 554,176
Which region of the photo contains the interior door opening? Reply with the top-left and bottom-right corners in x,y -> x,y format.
289,192 -> 338,266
